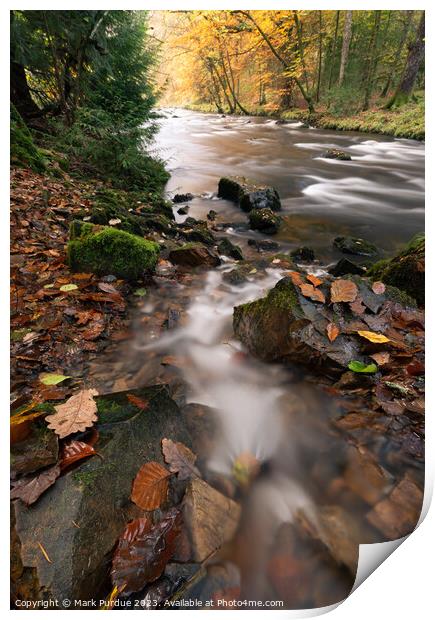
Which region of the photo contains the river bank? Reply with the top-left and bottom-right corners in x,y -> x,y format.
183,100 -> 425,141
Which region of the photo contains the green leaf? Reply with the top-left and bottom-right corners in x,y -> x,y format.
59,284 -> 78,292
43,283 -> 54,289
134,288 -> 147,297
348,360 -> 378,374
40,373 -> 71,386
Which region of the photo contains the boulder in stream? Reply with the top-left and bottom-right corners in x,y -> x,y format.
169,242 -> 221,268
329,258 -> 366,277
320,149 -> 352,161
218,176 -> 281,212
290,246 -> 315,262
333,236 -> 379,257
173,193 -> 194,204
217,238 -> 244,261
249,208 -> 282,235
11,386 -> 193,606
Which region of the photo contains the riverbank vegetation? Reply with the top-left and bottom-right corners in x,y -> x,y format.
155,10 -> 425,139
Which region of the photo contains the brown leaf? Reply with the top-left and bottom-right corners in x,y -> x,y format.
350,297 -> 366,316
60,439 -> 96,470
111,508 -> 181,595
45,388 -> 98,439
370,352 -> 390,365
162,438 -> 200,480
131,461 -> 171,510
372,281 -> 386,295
326,323 -> 340,342
98,282 -> 120,295
82,319 -> 105,341
288,271 -> 303,286
11,464 -> 60,506
126,394 -> 149,410
306,274 -> 323,287
330,279 -> 358,303
299,283 -> 325,303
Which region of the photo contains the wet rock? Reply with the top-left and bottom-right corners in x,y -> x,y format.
222,265 -> 252,286
173,193 -> 194,204
217,176 -> 281,212
169,243 -> 221,268
333,236 -> 379,257
177,206 -> 189,215
248,208 -> 282,235
182,478 -> 241,561
368,233 -> 424,306
207,210 -> 217,221
11,386 -> 193,605
290,246 -> 315,262
275,119 -> 289,125
181,221 -> 216,246
320,149 -> 352,161
177,563 -> 240,607
367,473 -> 423,539
217,238 -> 244,261
343,446 -> 394,505
329,258 -> 366,277
317,506 -> 363,573
248,238 -> 280,252
166,308 -> 180,330
11,425 -> 58,476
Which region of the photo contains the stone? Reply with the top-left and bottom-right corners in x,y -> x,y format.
182,478 -> 241,561
367,473 -> 423,539
329,258 -> 366,276
247,238 -> 280,252
177,207 -> 189,215
320,149 -> 351,161
11,386 -> 193,606
317,506 -> 363,573
333,236 -> 379,257
222,265 -> 252,286
11,424 -> 59,476
368,234 -> 424,306
173,193 -> 194,204
207,210 -> 217,221
217,238 -> 244,261
169,243 -> 221,268
343,446 -> 394,505
217,176 -> 281,212
290,246 -> 315,262
248,208 -> 281,235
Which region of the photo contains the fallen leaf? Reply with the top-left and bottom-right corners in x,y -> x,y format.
60,439 -> 96,470
162,438 -> 200,480
288,271 -> 303,286
232,451 -> 260,486
45,388 -> 98,439
59,283 -> 78,292
109,218 -> 122,226
299,283 -> 325,303
349,297 -> 366,315
330,279 -> 358,303
131,461 -> 171,510
372,281 -> 386,295
111,508 -> 181,595
326,323 -> 340,342
348,360 -> 378,374
357,330 -> 390,344
10,464 -> 60,506
134,288 -> 147,297
370,352 -> 390,365
98,282 -> 120,295
406,360 -> 424,376
126,394 -> 149,410
82,319 -> 105,341
306,274 -> 323,287
39,372 -> 71,386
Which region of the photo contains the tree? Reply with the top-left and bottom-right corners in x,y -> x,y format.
338,11 -> 352,87
386,11 -> 425,108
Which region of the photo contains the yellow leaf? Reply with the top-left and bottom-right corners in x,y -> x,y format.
357,330 -> 390,344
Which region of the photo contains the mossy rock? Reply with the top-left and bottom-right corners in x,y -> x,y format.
217,238 -> 244,261
68,223 -> 159,280
368,234 -> 424,306
169,242 -> 221,268
249,208 -> 282,235
10,105 -> 47,173
218,176 -> 281,212
333,236 -> 379,257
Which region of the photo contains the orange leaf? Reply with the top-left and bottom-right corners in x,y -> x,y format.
288,271 -> 303,286
330,279 -> 358,303
372,281 -> 386,295
370,352 -> 390,365
131,461 -> 171,510
60,439 -> 96,470
326,323 -> 340,342
127,394 -> 149,410
306,274 -> 323,287
299,283 -> 325,303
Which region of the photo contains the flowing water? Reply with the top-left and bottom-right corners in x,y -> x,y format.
96,109 -> 424,608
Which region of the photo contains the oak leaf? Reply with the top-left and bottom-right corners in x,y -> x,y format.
162,438 -> 200,480
330,279 -> 358,303
131,461 -> 171,510
45,388 -> 98,439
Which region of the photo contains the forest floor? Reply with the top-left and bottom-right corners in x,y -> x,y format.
184,99 -> 425,140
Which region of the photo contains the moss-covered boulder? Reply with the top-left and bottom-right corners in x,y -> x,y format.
218,176 -> 281,212
333,236 -> 379,257
11,386 -> 193,606
368,234 -> 424,306
217,238 -> 244,261
68,222 -> 159,280
249,208 -> 282,235
10,105 -> 47,173
169,242 -> 221,268
320,149 -> 352,161
180,221 -> 216,246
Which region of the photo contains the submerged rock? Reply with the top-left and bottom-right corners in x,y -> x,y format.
169,242 -> 221,268
329,258 -> 366,277
217,238 -> 244,261
207,210 -> 217,221
181,222 -> 216,246
290,246 -> 315,262
177,206 -> 189,215
248,208 -> 282,235
222,264 -> 253,286
248,238 -> 280,252
320,149 -> 352,161
68,221 -> 160,280
217,176 -> 281,212
173,192 -> 194,204
333,236 -> 379,257
11,386 -> 193,605
368,234 -> 424,306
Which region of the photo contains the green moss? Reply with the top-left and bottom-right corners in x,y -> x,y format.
10,104 -> 47,172
68,226 -> 159,280
69,220 -> 96,240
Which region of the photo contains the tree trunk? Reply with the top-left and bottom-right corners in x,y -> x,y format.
328,11 -> 340,89
338,11 -> 352,87
316,11 -> 323,102
362,11 -> 382,111
292,11 -> 310,92
386,11 -> 425,108
381,11 -> 414,98
10,11 -> 40,119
